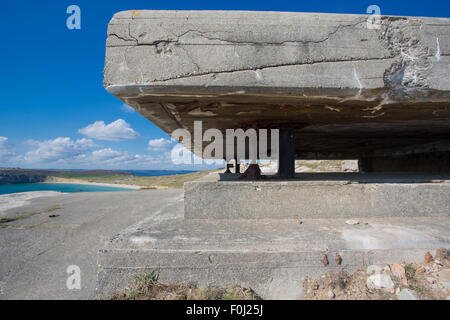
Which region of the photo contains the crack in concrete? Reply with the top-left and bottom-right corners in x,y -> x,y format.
171,18 -> 366,46
107,18 -> 367,48
146,57 -> 394,83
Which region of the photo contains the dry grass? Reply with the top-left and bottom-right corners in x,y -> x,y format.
0,205 -> 61,225
112,271 -> 260,300
51,170 -> 219,189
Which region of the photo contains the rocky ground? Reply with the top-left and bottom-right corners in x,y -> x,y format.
112,248 -> 450,300
302,249 -> 450,300
238,160 -> 359,173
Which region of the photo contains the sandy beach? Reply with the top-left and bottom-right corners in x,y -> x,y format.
0,180 -> 141,214
42,180 -> 141,190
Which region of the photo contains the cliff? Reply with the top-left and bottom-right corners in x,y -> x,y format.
0,169 -> 58,185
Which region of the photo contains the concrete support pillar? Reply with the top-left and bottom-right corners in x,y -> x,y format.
235,158 -> 240,174
277,128 -> 295,178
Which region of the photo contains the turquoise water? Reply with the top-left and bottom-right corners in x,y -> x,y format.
0,183 -> 133,195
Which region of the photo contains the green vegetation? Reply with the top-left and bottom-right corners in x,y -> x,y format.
0,205 -> 61,225
112,270 -> 260,300
1,168 -> 221,189
405,265 -> 417,280
54,170 -> 218,189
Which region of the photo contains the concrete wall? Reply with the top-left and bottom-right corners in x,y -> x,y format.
185,180 -> 450,219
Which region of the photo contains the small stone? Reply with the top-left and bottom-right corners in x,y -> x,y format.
366,274 -> 395,291
415,267 -> 425,275
434,259 -> 443,266
323,254 -> 329,266
367,265 -> 383,275
435,248 -> 449,261
297,219 -> 303,225
345,219 -> 359,225
398,288 -> 418,300
382,266 -> 391,273
335,253 -> 342,265
327,290 -> 335,298
425,252 -> 433,264
391,263 -> 408,285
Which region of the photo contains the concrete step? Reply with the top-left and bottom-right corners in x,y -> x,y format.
97,217 -> 450,299
185,176 -> 450,219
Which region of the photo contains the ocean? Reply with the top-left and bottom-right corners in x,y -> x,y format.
0,170 -> 198,195
0,183 -> 134,195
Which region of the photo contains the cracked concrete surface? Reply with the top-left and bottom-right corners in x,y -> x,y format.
103,10 -> 450,160
0,189 -> 183,299
97,216 -> 450,299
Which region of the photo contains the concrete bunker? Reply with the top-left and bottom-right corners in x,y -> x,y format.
99,10 -> 450,299
104,10 -> 450,175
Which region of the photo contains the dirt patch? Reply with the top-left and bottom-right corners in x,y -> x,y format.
302,269 -> 394,300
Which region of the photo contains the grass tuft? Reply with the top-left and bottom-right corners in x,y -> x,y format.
112,270 -> 260,300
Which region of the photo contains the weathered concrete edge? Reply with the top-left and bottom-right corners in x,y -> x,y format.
110,10 -> 450,20
96,247 -> 437,299
184,181 -> 450,219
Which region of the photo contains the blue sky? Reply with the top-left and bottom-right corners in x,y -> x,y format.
0,1 -> 448,170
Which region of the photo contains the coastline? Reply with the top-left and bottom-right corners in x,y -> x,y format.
0,181 -> 140,214
41,179 -> 141,190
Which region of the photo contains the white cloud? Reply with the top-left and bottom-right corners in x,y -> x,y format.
83,148 -> 156,168
0,136 -> 16,162
78,119 -> 139,141
91,148 -> 123,161
75,138 -> 97,148
120,103 -> 135,113
24,137 -> 96,163
148,138 -> 173,151
21,139 -> 155,169
1,136 -> 224,170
